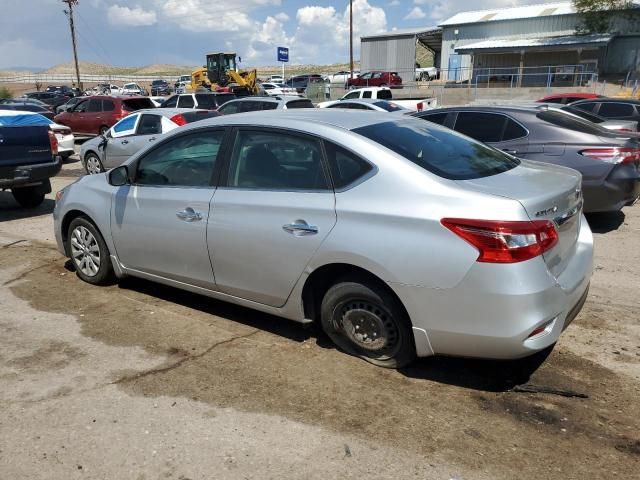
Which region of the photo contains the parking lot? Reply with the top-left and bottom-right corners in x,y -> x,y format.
0,149 -> 638,479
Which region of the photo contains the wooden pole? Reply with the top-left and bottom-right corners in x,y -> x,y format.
350,0 -> 354,79
63,0 -> 82,90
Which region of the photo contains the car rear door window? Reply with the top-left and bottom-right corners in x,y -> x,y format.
136,131 -> 224,186
343,91 -> 360,99
324,142 -> 373,189
353,120 -> 520,180
227,130 -> 329,190
598,102 -> 635,117
502,119 -> 528,141
572,102 -> 596,112
162,96 -> 178,108
178,95 -> 195,108
136,114 -> 162,135
102,100 -> 115,111
362,91 -> 372,98
454,112 -> 506,143
218,102 -> 240,114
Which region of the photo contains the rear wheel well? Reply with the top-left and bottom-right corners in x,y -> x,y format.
301,263 -> 409,324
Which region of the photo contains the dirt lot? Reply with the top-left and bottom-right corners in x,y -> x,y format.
0,158 -> 638,479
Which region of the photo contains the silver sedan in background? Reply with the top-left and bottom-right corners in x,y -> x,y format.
54,110 -> 593,368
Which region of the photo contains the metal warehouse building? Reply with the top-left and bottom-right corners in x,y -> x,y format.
439,2 -> 640,82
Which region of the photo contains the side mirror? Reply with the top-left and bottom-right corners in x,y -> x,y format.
108,165 -> 129,186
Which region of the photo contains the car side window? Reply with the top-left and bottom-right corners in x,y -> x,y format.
502,119 -> 528,141
136,114 -> 162,135
227,130 -> 329,190
178,96 -> 195,108
362,91 -> 372,98
343,91 -> 360,99
73,100 -> 88,112
573,102 -> 596,113
598,103 -> 635,117
421,112 -> 448,125
87,99 -> 102,113
163,96 -> 178,108
135,131 -> 224,187
218,102 -> 239,114
103,100 -> 115,112
454,112 -> 507,143
324,142 -> 373,189
261,102 -> 278,110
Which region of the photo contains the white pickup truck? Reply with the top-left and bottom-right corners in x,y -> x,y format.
337,87 -> 436,112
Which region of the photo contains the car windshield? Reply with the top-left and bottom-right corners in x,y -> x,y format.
0,113 -> 52,126
374,101 -> 405,112
151,80 -> 164,85
536,110 -> 612,136
353,120 -> 520,180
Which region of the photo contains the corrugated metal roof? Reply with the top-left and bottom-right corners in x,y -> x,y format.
362,26 -> 440,40
439,2 -> 576,26
454,33 -> 613,52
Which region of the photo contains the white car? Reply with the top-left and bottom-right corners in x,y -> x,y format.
324,70 -> 360,85
93,83 -> 120,95
266,75 -> 284,83
261,82 -> 300,96
119,83 -> 146,95
175,81 -> 190,94
0,110 -> 75,159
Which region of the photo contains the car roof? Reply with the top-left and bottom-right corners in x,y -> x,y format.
132,108 -> 209,117
571,97 -> 640,105
420,105 -> 539,115
225,95 -> 305,103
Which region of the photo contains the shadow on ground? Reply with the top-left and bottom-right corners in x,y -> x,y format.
586,211 -> 625,234
0,195 -> 55,222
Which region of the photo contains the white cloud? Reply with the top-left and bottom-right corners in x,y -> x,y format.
274,12 -> 289,22
404,6 -> 426,20
388,0 -> 400,6
107,4 -> 157,27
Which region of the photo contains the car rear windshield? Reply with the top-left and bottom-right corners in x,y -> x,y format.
377,89 -> 392,100
536,110 -> 611,136
374,101 -> 404,112
286,99 -> 314,109
353,120 -> 520,180
122,98 -> 155,111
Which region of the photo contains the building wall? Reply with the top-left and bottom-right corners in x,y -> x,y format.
361,35 -> 417,73
606,36 -> 640,74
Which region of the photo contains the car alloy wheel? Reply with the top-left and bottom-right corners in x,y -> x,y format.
70,225 -> 101,277
84,153 -> 104,175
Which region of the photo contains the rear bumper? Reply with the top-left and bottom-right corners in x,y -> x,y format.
0,156 -> 62,189
583,163 -> 640,212
392,215 -> 594,359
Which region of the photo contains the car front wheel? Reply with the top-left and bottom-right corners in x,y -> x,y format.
84,153 -> 104,175
68,217 -> 114,285
321,279 -> 416,368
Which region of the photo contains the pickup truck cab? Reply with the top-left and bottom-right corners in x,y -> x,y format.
332,87 -> 437,112
0,112 -> 60,207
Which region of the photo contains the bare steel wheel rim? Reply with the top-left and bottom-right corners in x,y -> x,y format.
338,300 -> 400,357
86,156 -> 101,175
70,226 -> 101,277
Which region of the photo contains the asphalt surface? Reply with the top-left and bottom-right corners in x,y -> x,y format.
0,153 -> 638,479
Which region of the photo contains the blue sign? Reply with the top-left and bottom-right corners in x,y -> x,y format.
277,47 -> 289,63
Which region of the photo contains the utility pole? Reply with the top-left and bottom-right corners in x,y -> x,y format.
349,0 -> 354,79
63,0 -> 82,90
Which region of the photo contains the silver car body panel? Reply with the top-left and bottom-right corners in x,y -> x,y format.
55,110 -> 593,360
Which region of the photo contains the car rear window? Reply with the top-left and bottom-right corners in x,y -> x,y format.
181,111 -> 221,123
536,110 -> 609,136
353,120 -> 520,180
194,94 -> 220,109
374,101 -> 404,112
377,89 -> 392,100
122,98 -> 155,111
598,102 -> 635,117
286,99 -> 314,109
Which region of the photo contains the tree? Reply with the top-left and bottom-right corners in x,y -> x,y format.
574,0 -> 632,33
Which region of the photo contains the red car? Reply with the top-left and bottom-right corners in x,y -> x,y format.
536,93 -> 602,105
347,71 -> 402,89
54,95 -> 155,135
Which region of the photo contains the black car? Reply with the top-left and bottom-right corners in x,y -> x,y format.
150,79 -> 171,96
570,98 -> 640,125
46,85 -> 76,97
0,100 -> 55,120
284,74 -> 324,93
23,92 -> 70,109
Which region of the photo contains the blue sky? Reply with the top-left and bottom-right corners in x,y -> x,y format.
0,0 -> 534,69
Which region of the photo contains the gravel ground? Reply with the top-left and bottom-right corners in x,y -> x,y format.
0,157 -> 638,479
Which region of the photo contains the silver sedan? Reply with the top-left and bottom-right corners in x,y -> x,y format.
53,110 -> 593,368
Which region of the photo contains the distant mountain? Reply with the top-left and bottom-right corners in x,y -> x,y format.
3,66 -> 46,73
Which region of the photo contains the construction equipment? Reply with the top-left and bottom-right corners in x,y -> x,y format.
185,52 -> 259,96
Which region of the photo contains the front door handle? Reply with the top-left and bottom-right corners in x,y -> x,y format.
121,139 -> 129,145
176,207 -> 203,222
283,221 -> 318,236
148,137 -> 156,141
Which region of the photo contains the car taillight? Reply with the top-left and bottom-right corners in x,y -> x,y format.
579,147 -> 640,164
170,114 -> 187,126
48,130 -> 58,156
416,102 -> 424,112
441,218 -> 558,263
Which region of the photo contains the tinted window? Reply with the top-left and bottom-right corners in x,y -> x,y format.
561,106 -> 604,123
113,115 -> 137,133
194,94 -> 218,109
178,95 -> 195,108
218,102 -> 240,114
286,99 -> 314,109
162,96 -> 178,108
598,102 -> 635,117
572,102 -> 596,113
454,112 -> 506,143
324,142 -> 373,189
502,119 -> 528,141
227,130 -> 328,190
421,112 -> 448,125
73,100 -> 88,112
362,91 -> 372,99
122,98 -> 155,111
87,99 -> 102,113
181,111 -> 221,123
136,131 -> 224,186
374,101 -> 404,112
536,110 -> 608,135
377,89 -> 392,100
136,114 -> 162,135
260,101 -> 278,111
353,120 -> 520,180
343,91 -> 360,99
102,100 -> 115,111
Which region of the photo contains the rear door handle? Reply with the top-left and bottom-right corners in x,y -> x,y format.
121,139 -> 129,145
176,207 -> 203,222
283,221 -> 318,236
148,137 -> 156,141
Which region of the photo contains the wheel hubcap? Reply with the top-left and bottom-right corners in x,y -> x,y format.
86,156 -> 101,175
339,301 -> 399,354
70,226 -> 100,277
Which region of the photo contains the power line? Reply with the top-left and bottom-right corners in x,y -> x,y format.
76,8 -> 114,65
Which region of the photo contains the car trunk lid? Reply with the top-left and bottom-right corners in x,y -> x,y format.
458,160 -> 583,278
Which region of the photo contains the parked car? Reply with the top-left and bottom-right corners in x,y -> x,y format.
537,93 -> 602,105
0,101 -> 55,120
413,106 -> 640,212
150,80 -> 171,96
284,74 -> 324,93
93,83 -> 120,95
570,98 -> 640,126
79,108 -> 220,175
217,96 -> 314,114
261,82 -> 300,96
0,110 -> 75,159
56,96 -> 84,114
46,85 -> 76,97
556,105 -> 638,133
347,71 -> 402,89
54,95 -> 156,136
319,98 -> 410,113
329,87 -> 436,112
160,93 -> 236,110
174,81 -> 190,94
324,70 -> 360,85
266,75 -> 284,83
119,83 -> 147,96
22,92 -> 70,110
53,110 -> 593,368
0,113 -> 60,207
